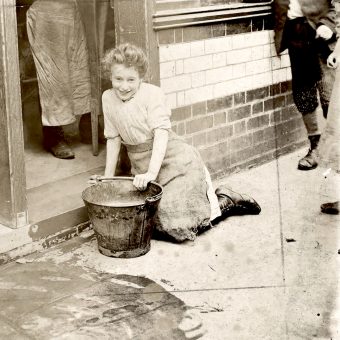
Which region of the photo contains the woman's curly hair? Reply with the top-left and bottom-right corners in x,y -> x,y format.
101,43 -> 148,79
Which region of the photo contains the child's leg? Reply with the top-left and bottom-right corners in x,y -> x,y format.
203,166 -> 221,221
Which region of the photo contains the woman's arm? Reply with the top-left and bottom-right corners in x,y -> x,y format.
133,128 -> 169,190
104,136 -> 122,177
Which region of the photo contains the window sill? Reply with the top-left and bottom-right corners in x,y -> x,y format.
153,1 -> 272,30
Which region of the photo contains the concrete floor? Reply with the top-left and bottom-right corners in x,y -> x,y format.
0,149 -> 339,340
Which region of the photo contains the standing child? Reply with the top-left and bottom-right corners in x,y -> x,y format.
97,43 -> 261,242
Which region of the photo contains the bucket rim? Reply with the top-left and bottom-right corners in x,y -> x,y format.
82,176 -> 163,208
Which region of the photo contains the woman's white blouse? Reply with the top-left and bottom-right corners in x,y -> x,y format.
102,82 -> 172,145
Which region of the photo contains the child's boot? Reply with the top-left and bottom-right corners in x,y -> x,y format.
43,126 -> 75,159
298,134 -> 320,170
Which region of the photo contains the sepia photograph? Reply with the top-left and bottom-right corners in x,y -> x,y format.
0,0 -> 339,338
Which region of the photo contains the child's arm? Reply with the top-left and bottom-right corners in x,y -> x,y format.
104,136 -> 122,177
133,128 -> 169,190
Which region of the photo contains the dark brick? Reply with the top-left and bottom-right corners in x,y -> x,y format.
255,139 -> 277,154
186,116 -> 213,134
234,92 -> 246,106
230,146 -> 254,165
206,125 -> 233,144
281,106 -> 298,121
158,30 -> 175,45
183,24 -> 211,42
270,84 -> 281,96
252,102 -> 263,115
270,110 -> 281,124
273,95 -> 286,109
192,101 -> 207,116
247,114 -> 270,130
177,122 -> 185,136
171,106 -> 191,122
229,134 -> 252,151
193,132 -> 207,147
286,94 -> 294,105
214,112 -> 226,126
199,141 -> 230,172
281,80 -> 292,93
234,120 -> 246,135
252,126 -> 277,145
246,87 -> 269,102
227,19 -> 251,35
228,105 -> 251,122
264,99 -> 274,112
207,96 -> 233,113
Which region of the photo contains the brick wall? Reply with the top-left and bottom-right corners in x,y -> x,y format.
157,20 -> 306,177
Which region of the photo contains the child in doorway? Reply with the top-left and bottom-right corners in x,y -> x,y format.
95,43 -> 261,242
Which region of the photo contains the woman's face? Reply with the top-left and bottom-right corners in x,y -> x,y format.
111,64 -> 142,101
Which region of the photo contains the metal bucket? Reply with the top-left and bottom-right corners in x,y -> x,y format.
82,177 -> 163,258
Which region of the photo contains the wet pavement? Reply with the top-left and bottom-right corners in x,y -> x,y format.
0,149 -> 339,340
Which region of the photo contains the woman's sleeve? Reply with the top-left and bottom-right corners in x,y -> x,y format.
102,92 -> 120,139
146,87 -> 172,132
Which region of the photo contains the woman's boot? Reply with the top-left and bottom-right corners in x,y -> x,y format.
214,186 -> 261,221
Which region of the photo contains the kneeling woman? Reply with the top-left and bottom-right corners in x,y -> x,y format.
98,43 -> 261,242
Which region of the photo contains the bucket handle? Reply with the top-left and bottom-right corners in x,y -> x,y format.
95,176 -> 163,205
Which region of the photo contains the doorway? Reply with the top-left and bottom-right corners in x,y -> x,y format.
16,0 -> 115,223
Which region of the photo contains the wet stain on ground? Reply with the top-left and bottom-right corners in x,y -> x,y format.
0,261 -> 189,339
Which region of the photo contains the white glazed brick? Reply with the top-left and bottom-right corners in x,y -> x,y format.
191,71 -> 206,88
245,58 -> 271,76
231,34 -> 248,50
280,54 -> 291,68
248,31 -> 271,47
184,85 -> 214,105
204,36 -> 232,54
236,75 -> 254,92
176,60 -> 184,75
263,44 -> 272,58
177,91 -> 185,107
184,55 -> 213,73
205,65 -> 233,85
286,67 -> 292,81
227,48 -> 252,64
251,46 -> 264,60
161,74 -> 191,93
165,93 -> 177,109
212,52 -> 227,68
160,61 -> 176,79
232,63 -> 246,79
159,43 -> 191,62
252,72 -> 274,88
190,41 -> 205,57
213,81 -> 229,98
271,56 -> 281,70
272,68 -> 288,83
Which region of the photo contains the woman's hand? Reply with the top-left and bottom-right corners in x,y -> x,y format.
133,172 -> 157,191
